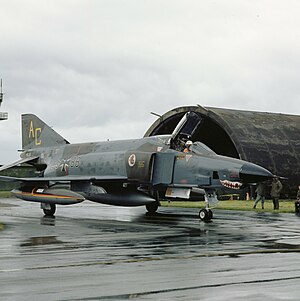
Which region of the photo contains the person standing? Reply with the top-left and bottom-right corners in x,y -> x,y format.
270,177 -> 283,210
295,185 -> 300,213
253,182 -> 267,209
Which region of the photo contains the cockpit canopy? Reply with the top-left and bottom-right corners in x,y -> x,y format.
190,141 -> 216,155
154,135 -> 216,156
159,111 -> 216,156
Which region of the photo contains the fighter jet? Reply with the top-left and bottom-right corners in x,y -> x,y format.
0,112 -> 274,221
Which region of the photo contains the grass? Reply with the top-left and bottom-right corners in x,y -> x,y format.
0,191 -> 12,231
0,191 -> 12,198
0,190 -> 296,213
161,199 -> 297,214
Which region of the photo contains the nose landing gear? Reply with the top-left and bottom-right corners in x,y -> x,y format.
199,208 -> 213,221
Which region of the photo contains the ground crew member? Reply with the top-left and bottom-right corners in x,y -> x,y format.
271,177 -> 283,210
253,182 -> 267,209
295,185 -> 300,213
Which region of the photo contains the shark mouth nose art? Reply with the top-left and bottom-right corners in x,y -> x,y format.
220,180 -> 243,190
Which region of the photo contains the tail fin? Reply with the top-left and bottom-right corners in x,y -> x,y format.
22,114 -> 69,150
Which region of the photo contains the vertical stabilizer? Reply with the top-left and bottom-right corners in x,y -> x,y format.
22,114 -> 69,149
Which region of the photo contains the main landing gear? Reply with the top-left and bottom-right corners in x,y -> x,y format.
146,201 -> 159,214
41,203 -> 56,216
199,208 -> 213,221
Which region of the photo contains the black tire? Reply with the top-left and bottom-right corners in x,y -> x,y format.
146,202 -> 159,214
295,201 -> 300,214
199,209 -> 213,221
43,204 -> 56,216
207,209 -> 213,220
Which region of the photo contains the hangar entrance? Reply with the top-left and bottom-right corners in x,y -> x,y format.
146,105 -> 300,197
149,112 -> 240,159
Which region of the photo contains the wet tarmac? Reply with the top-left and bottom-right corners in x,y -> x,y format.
1,198 -> 300,300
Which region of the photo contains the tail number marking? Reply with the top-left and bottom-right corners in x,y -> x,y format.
29,121 -> 42,145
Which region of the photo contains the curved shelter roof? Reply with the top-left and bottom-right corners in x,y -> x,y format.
145,105 -> 300,196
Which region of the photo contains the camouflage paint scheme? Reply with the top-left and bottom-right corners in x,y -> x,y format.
0,112 -> 274,220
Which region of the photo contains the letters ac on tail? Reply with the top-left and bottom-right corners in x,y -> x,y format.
0,112 -> 274,221
28,120 -> 42,146
22,114 -> 69,150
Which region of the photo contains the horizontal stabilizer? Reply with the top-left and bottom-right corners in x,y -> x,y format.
0,156 -> 39,172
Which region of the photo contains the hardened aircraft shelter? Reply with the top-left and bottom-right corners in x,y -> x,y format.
145,105 -> 300,196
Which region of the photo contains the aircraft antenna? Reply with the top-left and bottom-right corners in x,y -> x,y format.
0,79 -> 8,121
0,79 -> 3,105
150,112 -> 161,118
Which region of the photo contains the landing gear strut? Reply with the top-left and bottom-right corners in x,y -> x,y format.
199,208 -> 213,221
41,203 -> 56,216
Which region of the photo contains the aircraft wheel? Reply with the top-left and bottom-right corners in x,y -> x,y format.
199,209 -> 213,221
43,204 -> 56,216
146,202 -> 159,214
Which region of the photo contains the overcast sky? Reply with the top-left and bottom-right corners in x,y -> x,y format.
1,0 -> 300,164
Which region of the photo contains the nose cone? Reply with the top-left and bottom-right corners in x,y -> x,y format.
240,162 -> 274,183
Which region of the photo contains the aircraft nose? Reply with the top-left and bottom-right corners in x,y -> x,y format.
239,162 -> 274,183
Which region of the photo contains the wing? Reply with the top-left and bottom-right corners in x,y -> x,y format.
0,156 -> 39,172
0,175 -> 127,183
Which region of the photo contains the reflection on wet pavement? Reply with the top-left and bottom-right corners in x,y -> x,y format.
40,215 -> 56,226
20,236 -> 63,247
1,198 -> 300,300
